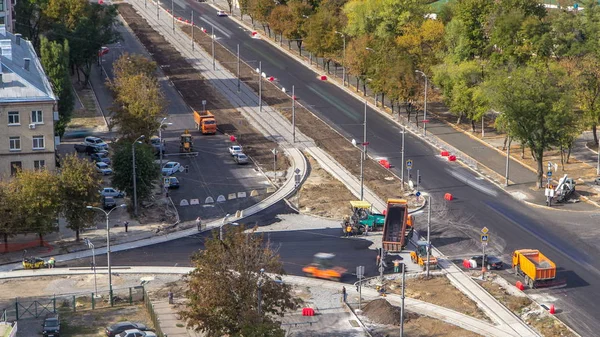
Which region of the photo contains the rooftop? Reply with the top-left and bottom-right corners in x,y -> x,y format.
0,26 -> 56,103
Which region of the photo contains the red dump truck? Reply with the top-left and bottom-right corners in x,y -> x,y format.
512,249 -> 564,288
381,199 -> 414,252
194,110 -> 217,134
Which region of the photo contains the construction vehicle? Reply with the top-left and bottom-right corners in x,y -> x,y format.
348,201 -> 385,231
410,241 -> 438,271
381,199 -> 414,252
180,130 -> 193,153
554,174 -> 576,202
193,110 -> 217,134
302,253 -> 347,282
22,251 -> 47,269
512,249 -> 564,288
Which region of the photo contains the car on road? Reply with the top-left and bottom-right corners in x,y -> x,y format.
105,322 -> 149,337
470,255 -> 503,270
117,330 -> 156,337
162,161 -> 181,176
217,10 -> 228,16
95,162 -> 113,175
91,152 -> 111,164
84,136 -> 109,150
42,313 -> 60,337
229,145 -> 243,156
165,176 -> 180,189
100,187 -> 124,198
233,153 -> 249,164
102,196 -> 117,210
74,143 -> 104,155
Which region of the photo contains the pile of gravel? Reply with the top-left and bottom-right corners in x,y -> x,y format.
361,299 -> 420,326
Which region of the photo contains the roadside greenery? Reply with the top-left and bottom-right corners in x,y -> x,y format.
110,139 -> 159,204
182,226 -> 299,337
239,0 -> 600,187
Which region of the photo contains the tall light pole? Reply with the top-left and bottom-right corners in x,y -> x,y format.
172,0 -> 175,31
86,204 -> 126,306
335,31 -> 346,86
237,44 -> 241,93
191,11 -> 195,51
132,135 -> 145,217
426,195 -> 432,277
363,99 -> 368,157
212,25 -> 216,70
352,139 -> 368,201
597,142 -> 600,175
505,137 -> 511,186
259,61 -> 262,111
219,213 -> 231,241
415,70 -> 428,136
158,119 -> 172,192
401,126 -> 405,188
292,85 -> 296,143
83,238 -> 98,297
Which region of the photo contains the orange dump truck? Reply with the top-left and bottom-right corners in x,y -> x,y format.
193,110 -> 217,134
382,199 -> 414,252
512,249 -> 560,288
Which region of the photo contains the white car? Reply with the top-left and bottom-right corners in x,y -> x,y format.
118,329 -> 157,337
100,187 -> 124,198
162,161 -> 181,176
84,136 -> 109,150
229,145 -> 243,156
234,153 -> 249,164
95,162 -> 113,175
217,10 -> 228,16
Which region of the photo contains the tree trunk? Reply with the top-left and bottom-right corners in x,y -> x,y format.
536,150 -> 544,188
456,113 -> 462,124
560,145 -> 565,170
39,233 -> 44,247
356,78 -> 359,92
391,101 -> 395,114
3,233 -> 7,253
288,40 -> 291,50
521,143 -> 525,159
362,82 -> 366,95
76,229 -> 80,242
296,40 -> 302,56
471,119 -> 476,132
567,143 -> 573,163
381,93 -> 385,109
593,123 -> 599,146
502,136 -> 508,151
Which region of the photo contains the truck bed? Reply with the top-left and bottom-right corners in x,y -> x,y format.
382,200 -> 408,252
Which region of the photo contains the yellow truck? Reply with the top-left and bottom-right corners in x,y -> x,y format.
193,110 -> 217,134
381,199 -> 414,252
512,249 -> 563,288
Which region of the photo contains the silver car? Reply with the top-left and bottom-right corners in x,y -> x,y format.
100,187 -> 124,198
234,153 -> 249,164
95,162 -> 113,175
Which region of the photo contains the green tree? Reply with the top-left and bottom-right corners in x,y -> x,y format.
14,0 -> 51,49
0,182 -> 20,252
111,140 -> 159,204
40,37 -> 74,137
343,0 -> 425,40
395,19 -> 446,73
181,226 -> 298,337
487,63 -> 575,187
12,169 -> 61,246
59,154 -> 102,241
303,4 -> 344,72
444,0 -> 493,61
345,34 -> 372,94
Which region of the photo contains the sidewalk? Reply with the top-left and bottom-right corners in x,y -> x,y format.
207,0 -> 600,210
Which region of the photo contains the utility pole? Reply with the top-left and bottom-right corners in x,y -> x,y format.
426,195 -> 431,277
401,264 -> 405,337
171,0 -> 174,31
363,99 -> 368,157
191,11 -> 194,51
132,144 -> 138,217
237,44 -> 241,93
259,61 -> 262,111
211,25 -> 215,70
505,137 -> 510,187
597,142 -> 600,175
156,0 -> 159,19
401,126 -> 405,189
423,75 -> 428,135
84,239 -> 98,297
292,85 -> 296,143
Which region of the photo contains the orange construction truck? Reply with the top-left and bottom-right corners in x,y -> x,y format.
193,110 -> 217,134
512,249 -> 564,288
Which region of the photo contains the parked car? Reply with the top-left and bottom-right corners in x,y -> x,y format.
91,152 -> 111,164
165,176 -> 180,189
162,161 -> 181,176
96,162 -> 113,175
229,145 -> 243,156
102,196 -> 116,210
470,255 -> 503,270
84,136 -> 109,150
233,153 -> 249,164
217,10 -> 228,16
117,329 -> 156,337
106,322 -> 149,337
74,143 -> 103,155
100,187 -> 125,198
42,313 -> 60,337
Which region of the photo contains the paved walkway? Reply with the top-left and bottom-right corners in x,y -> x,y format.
0,267 -> 533,337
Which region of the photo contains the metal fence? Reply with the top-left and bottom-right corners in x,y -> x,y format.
143,288 -> 164,337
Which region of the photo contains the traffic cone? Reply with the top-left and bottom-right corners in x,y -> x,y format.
549,304 -> 556,314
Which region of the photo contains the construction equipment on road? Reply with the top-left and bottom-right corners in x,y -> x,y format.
410,241 -> 438,270
180,130 -> 193,153
381,199 -> 414,252
302,253 -> 347,282
512,249 -> 565,288
194,110 -> 217,134
554,174 -> 576,202
345,201 -> 385,234
22,250 -> 47,269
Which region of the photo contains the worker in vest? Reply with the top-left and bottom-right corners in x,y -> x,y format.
345,224 -> 353,237
393,259 -> 401,273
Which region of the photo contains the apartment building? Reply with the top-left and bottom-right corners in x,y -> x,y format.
0,27 -> 58,178
0,0 -> 15,33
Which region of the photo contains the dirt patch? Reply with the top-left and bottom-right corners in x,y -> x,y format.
362,298 -> 417,325
59,304 -> 152,336
479,279 -> 532,314
295,153 -> 355,219
69,81 -> 107,131
389,276 -> 489,321
149,279 -> 187,299
117,4 -> 289,173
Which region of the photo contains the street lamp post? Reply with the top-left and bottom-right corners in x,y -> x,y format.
219,213 -> 231,241
83,238 -> 98,297
335,31 -> 346,86
352,139 -> 368,201
158,119 -> 172,192
415,70 -> 428,136
86,204 -> 126,305
132,135 -> 145,217
426,195 -> 432,277
292,85 -> 296,143
401,126 -> 405,188
212,25 -> 216,70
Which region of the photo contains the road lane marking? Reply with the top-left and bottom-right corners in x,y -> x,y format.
306,84 -> 360,122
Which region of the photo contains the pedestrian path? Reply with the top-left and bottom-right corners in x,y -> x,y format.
0,267 -> 534,337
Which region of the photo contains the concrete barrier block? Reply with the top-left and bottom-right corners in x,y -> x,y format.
237,192 -> 247,198
217,195 -> 226,202
205,196 -> 214,204
179,199 -> 189,206
250,190 -> 259,197
266,187 -> 276,193
190,199 -> 199,205
228,193 -> 237,200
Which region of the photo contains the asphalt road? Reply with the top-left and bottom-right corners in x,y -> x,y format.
89,15 -> 272,222
106,1 -> 600,333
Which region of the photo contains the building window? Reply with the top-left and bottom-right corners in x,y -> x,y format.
32,136 -> 45,149
31,110 -> 43,124
0,17 -> 4,25
0,0 -> 4,11
8,111 -> 19,125
34,160 -> 45,170
9,136 -> 20,151
10,162 -> 21,176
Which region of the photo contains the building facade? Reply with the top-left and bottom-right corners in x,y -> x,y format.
0,0 -> 15,33
0,28 -> 58,178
